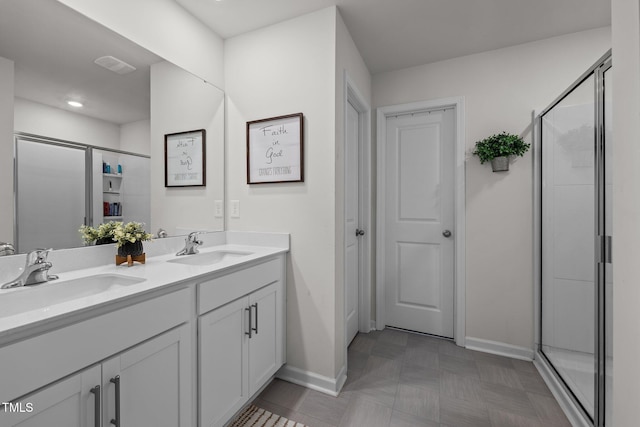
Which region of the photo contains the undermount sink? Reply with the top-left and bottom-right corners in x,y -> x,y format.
167,250 -> 253,266
0,274 -> 145,318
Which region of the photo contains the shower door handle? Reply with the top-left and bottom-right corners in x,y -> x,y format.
601,235 -> 612,264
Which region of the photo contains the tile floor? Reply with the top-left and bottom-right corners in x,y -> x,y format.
252,329 -> 572,427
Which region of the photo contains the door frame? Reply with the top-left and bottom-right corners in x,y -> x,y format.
343,72 -> 373,347
376,97 -> 466,346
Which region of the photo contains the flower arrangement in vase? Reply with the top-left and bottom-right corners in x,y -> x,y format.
113,222 -> 153,255
113,222 -> 153,266
81,221 -> 152,266
79,221 -> 120,245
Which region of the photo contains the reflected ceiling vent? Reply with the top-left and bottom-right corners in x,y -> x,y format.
94,56 -> 136,75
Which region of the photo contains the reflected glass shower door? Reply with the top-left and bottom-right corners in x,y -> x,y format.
16,137 -> 88,252
541,74 -> 596,417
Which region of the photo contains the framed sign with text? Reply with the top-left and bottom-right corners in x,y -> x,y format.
247,113 -> 304,184
165,129 -> 206,187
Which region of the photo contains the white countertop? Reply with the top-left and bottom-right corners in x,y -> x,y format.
0,233 -> 288,341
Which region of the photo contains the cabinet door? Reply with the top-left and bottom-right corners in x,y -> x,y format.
102,325 -> 191,427
248,281 -> 282,395
1,365 -> 101,427
199,297 -> 249,427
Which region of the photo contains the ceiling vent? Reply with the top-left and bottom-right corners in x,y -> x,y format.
94,56 -> 136,75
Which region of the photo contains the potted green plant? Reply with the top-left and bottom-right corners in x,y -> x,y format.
472,132 -> 530,172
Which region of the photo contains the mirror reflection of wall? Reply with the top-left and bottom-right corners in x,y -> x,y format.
150,61 -> 225,236
92,149 -> 151,228
0,0 -> 225,254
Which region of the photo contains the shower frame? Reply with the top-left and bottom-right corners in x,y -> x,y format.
533,50 -> 612,427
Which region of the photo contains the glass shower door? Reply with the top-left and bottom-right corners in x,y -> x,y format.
603,66 -> 613,427
541,73 -> 596,417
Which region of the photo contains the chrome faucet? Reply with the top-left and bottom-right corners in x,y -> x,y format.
176,232 -> 203,256
1,249 -> 59,289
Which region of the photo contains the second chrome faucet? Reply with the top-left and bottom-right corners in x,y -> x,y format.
176,232 -> 203,256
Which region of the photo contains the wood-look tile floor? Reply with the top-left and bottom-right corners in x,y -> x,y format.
252,329 -> 572,427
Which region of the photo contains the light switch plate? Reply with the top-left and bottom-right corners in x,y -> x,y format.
214,200 -> 223,218
230,200 -> 240,218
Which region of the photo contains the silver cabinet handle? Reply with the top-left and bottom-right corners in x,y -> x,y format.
442,230 -> 452,238
356,229 -> 365,236
245,307 -> 252,338
110,376 -> 120,426
90,385 -> 101,427
251,303 -> 259,334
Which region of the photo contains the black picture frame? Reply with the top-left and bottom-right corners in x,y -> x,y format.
247,113 -> 304,184
164,129 -> 206,187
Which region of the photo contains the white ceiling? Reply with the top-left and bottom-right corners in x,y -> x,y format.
0,0 -> 611,124
175,0 -> 611,74
0,0 -> 161,125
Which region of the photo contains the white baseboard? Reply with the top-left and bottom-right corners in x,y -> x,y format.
534,352 -> 591,427
276,364 -> 347,397
369,321 -> 377,331
465,337 -> 534,361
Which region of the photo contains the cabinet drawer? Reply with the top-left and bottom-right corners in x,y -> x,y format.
198,258 -> 281,315
0,288 -> 190,402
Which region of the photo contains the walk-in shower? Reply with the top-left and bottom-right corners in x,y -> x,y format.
536,51 -> 612,427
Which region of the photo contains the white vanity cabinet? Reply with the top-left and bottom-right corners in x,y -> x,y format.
2,365 -> 101,427
247,282 -> 281,394
101,325 -> 190,427
0,241 -> 288,427
3,326 -> 189,427
0,288 -> 193,427
198,257 -> 285,427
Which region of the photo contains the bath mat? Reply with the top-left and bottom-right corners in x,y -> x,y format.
230,404 -> 308,427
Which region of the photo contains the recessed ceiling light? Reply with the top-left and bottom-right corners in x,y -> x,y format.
67,101 -> 83,108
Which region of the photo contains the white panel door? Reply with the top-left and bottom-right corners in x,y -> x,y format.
384,108 -> 455,337
346,102 -> 360,345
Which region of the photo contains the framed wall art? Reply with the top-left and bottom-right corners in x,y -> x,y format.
247,113 -> 303,184
165,129 -> 206,187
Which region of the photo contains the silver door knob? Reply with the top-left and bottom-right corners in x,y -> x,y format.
356,229 -> 365,236
442,230 -> 452,238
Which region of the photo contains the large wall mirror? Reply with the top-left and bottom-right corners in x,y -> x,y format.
0,0 -> 225,254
